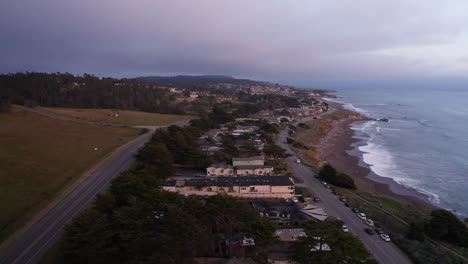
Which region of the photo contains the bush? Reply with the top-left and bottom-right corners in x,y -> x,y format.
426,209 -> 468,247
318,164 -> 356,189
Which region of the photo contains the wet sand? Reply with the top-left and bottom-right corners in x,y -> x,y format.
316,105 -> 434,211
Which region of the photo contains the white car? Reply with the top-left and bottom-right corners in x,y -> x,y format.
342,225 -> 349,233
292,197 -> 299,203
365,219 -> 374,226
357,213 -> 366,220
380,234 -> 391,242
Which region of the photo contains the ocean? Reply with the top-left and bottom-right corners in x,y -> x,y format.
324,83 -> 468,217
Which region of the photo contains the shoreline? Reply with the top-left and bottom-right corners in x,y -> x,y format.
316,102 -> 435,211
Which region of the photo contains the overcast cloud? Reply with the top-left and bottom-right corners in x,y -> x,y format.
1,0 -> 468,84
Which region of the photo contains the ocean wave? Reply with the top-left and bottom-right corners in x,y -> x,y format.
358,140 -> 441,204
342,103 -> 370,115
322,98 -> 371,116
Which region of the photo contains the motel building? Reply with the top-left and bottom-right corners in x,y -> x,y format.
163,176 -> 295,198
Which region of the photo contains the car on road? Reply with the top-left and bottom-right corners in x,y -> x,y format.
374,228 -> 385,235
344,202 -> 350,207
313,196 -> 320,201
292,197 -> 299,203
342,225 -> 349,233
351,208 -> 359,213
357,213 -> 366,220
296,159 -> 301,164
364,228 -> 374,235
339,196 -> 347,202
365,219 -> 375,226
380,234 -> 391,242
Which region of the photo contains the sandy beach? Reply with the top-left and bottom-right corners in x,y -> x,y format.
313,103 -> 434,211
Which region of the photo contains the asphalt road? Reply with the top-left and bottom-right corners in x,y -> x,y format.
0,121 -> 189,264
277,116 -> 412,264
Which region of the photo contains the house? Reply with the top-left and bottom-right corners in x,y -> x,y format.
232,156 -> 265,167
190,92 -> 199,98
275,228 -> 307,242
163,176 -> 295,198
235,165 -> 274,176
206,163 -> 234,176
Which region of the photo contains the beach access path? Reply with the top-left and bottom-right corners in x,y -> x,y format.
277,111 -> 412,264
0,120 -> 190,264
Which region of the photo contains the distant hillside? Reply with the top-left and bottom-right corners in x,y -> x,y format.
136,75 -> 269,88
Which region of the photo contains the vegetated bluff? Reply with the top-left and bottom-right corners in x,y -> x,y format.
0,72 -> 182,114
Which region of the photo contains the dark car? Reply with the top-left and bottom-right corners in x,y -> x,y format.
374,228 -> 385,235
339,197 -> 347,202
313,196 -> 320,201
344,202 -> 350,207
351,208 -> 359,213
364,228 -> 374,235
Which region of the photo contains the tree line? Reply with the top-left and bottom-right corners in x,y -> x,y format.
0,72 -> 188,114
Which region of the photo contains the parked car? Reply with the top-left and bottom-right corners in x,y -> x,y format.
339,197 -> 347,202
357,213 -> 366,220
374,228 -> 385,235
364,228 -> 374,235
344,202 -> 350,207
313,196 -> 320,201
292,197 -> 299,203
351,208 -> 359,213
296,159 -> 301,164
342,225 -> 349,233
380,234 -> 391,242
365,219 -> 374,226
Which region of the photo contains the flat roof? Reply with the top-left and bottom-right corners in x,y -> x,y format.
208,163 -> 233,169
235,165 -> 273,170
232,156 -> 264,162
164,176 -> 294,187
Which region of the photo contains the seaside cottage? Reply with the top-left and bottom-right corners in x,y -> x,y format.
206,163 -> 234,176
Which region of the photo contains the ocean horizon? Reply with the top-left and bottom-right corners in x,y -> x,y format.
323,83 -> 468,218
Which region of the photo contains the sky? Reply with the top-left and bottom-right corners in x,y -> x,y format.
1,0 -> 468,85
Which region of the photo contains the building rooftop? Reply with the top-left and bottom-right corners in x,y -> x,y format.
235,165 -> 273,170
232,156 -> 264,162
164,176 -> 294,187
207,163 -> 233,169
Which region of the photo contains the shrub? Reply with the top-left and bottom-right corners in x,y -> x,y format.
318,164 -> 356,189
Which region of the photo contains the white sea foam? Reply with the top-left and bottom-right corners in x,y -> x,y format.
358,140 -> 441,203
342,103 -> 370,115
322,98 -> 370,116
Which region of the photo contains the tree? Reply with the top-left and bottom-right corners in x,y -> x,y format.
426,209 -> 468,247
263,144 -> 286,159
0,97 -> 10,112
59,209 -> 118,263
222,135 -> 239,157
318,165 -> 356,189
292,221 -> 374,264
407,222 -> 426,241
136,142 -> 175,178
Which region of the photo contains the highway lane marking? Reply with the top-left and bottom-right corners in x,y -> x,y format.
8,146 -> 141,264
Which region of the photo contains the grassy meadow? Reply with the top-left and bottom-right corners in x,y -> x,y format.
0,106 -> 140,242
38,107 -> 192,126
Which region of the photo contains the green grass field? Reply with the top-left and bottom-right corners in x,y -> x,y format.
0,107 -> 141,243
38,107 -> 192,126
